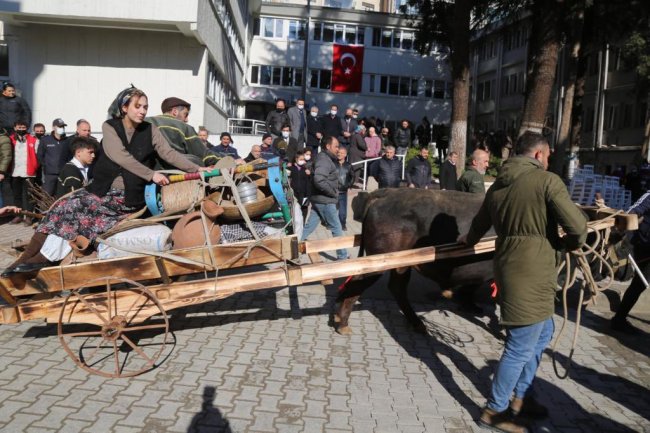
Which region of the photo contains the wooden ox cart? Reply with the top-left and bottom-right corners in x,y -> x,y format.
0,181 -> 634,378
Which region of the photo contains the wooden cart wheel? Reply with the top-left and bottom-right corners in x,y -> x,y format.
57,277 -> 170,378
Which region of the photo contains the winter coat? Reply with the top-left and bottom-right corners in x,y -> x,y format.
146,115 -> 216,167
10,132 -> 39,177
273,136 -> 301,163
393,127 -> 412,150
466,156 -> 587,326
37,134 -> 67,175
348,133 -> 367,165
0,95 -> 32,131
310,150 -> 339,205
320,115 -> 343,141
457,167 -> 485,193
375,156 -> 402,189
439,160 -> 458,191
0,130 -> 12,174
337,161 -> 354,192
306,115 -> 323,149
287,106 -> 308,143
339,117 -> 358,146
405,155 -> 432,188
364,135 -> 381,159
265,110 -> 289,137
288,164 -> 311,204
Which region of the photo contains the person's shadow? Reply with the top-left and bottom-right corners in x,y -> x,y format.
187,386 -> 232,433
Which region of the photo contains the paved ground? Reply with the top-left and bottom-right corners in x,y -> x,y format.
0,189 -> 649,432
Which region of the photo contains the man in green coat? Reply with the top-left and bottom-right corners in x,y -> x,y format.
457,149 -> 489,193
146,97 -> 218,169
459,132 -> 587,432
0,128 -> 12,207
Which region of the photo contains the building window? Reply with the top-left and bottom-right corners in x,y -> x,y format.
584,108 -> 595,132
424,79 -> 433,98
433,80 -> 445,99
0,43 -> 9,77
288,20 -> 306,40
208,61 -> 238,117
369,74 -> 375,93
509,74 -> 517,95
605,105 -> 618,130
313,22 -> 363,45
501,76 -> 509,96
362,2 -> 375,10
370,28 -> 415,51
250,65 -> 303,87
636,103 -> 648,128
622,103 -> 633,128
310,69 -> 332,90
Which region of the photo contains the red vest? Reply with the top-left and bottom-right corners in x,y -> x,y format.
10,133 -> 39,176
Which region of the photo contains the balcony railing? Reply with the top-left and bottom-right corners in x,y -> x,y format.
227,118 -> 267,135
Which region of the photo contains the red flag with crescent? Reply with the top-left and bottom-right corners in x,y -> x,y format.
332,44 -> 364,93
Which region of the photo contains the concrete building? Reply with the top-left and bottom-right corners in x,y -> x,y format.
0,0 -> 257,135
468,17 -> 646,174
243,2 -> 451,130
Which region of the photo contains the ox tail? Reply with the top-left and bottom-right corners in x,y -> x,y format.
338,215 -> 366,292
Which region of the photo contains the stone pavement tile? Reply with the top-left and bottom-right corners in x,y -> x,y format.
246,410 -> 277,432
225,417 -> 252,433
26,427 -> 57,433
31,405 -> 75,430
325,411 -> 353,431
59,419 -> 92,433
82,412 -> 125,432
2,413 -> 43,431
21,394 -> 65,416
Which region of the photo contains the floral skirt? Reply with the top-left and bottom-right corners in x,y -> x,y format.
36,189 -> 134,241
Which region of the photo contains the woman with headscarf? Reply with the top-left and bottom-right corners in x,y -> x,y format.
2,86 -> 207,275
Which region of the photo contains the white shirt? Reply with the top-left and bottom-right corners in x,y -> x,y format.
70,157 -> 90,184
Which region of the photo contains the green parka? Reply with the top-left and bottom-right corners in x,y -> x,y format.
466,156 -> 587,326
146,115 -> 218,168
0,129 -> 12,175
457,167 -> 485,193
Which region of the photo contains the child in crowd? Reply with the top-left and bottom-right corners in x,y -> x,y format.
288,151 -> 311,223
303,148 -> 313,171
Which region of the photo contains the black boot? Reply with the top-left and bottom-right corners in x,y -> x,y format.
2,232 -> 49,277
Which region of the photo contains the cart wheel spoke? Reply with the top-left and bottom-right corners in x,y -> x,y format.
58,277 -> 170,378
121,323 -> 167,333
70,290 -> 109,325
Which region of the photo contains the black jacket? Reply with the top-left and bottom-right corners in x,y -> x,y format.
320,115 -> 343,140
393,127 -> 412,149
375,156 -> 402,189
310,150 -> 339,204
337,161 -> 354,192
306,115 -> 323,148
273,136 -> 301,163
405,155 -> 432,188
265,110 -> 289,137
0,95 -> 31,131
439,160 -> 458,191
56,161 -> 88,198
288,164 -> 311,204
37,134 -> 68,175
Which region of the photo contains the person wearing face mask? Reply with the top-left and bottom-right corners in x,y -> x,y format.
33,123 -> 47,140
303,148 -> 314,171
320,104 -> 343,143
273,124 -> 300,164
9,120 -> 39,225
0,82 -> 32,133
287,98 -> 308,147
36,118 -> 69,195
288,150 -> 311,222
306,106 -> 323,154
265,99 -> 289,139
338,108 -> 358,149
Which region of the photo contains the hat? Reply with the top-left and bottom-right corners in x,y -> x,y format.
52,118 -> 67,127
262,133 -> 272,141
161,97 -> 191,113
220,132 -> 233,143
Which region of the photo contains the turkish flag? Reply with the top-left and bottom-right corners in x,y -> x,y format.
332,44 -> 364,93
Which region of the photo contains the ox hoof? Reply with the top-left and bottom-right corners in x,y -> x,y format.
337,325 -> 353,335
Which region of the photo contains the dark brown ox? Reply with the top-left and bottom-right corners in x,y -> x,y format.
335,188 -> 495,335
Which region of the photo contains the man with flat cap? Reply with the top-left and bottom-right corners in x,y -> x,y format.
146,96 -> 218,169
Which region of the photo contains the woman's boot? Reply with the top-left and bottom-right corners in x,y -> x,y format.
1,232 -> 49,276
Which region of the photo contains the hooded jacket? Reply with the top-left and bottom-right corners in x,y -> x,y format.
466,156 -> 587,326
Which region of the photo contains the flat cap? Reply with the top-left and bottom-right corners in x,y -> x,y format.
161,97 -> 191,113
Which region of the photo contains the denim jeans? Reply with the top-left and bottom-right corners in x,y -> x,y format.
338,191 -> 348,229
0,179 -> 4,208
487,317 -> 554,412
301,202 -> 347,259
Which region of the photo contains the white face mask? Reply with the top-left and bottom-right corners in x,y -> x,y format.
330,110 -> 337,116
297,160 -> 306,166
56,127 -> 65,136
297,104 -> 304,110
353,115 -> 358,119
304,154 -> 311,161
310,112 -> 318,118
282,131 -> 290,138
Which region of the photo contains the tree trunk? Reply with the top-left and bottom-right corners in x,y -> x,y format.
519,0 -> 563,137
449,0 -> 472,177
551,2 -> 586,176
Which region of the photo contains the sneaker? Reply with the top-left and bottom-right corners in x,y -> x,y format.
510,396 -> 549,419
611,318 -> 641,335
478,408 -> 529,433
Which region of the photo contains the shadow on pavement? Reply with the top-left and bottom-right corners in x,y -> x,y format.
187,385 -> 232,433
